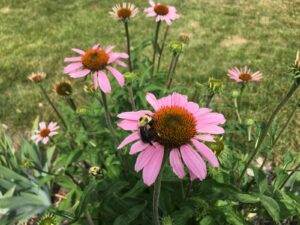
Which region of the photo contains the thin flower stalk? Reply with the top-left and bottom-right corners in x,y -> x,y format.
205,93 -> 214,108
166,54 -> 180,89
151,21 -> 161,77
157,26 -> 170,72
279,164 -> 300,190
153,158 -> 166,225
123,20 -> 136,110
233,97 -> 242,124
39,85 -> 68,129
99,90 -> 119,145
66,97 -> 88,131
238,81 -> 299,185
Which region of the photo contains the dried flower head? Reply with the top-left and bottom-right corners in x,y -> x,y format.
179,33 -> 191,44
28,72 -> 46,83
110,3 -> 139,21
55,80 -> 72,97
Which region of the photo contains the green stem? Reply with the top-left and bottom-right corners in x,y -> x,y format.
153,159 -> 166,225
85,209 -> 95,225
151,21 -> 161,77
166,54 -> 180,89
157,26 -> 170,73
124,20 -> 132,71
205,93 -> 215,108
234,98 -> 242,124
39,85 -> 68,130
279,164 -> 300,190
99,91 -> 118,145
237,81 -> 299,185
165,52 -> 176,87
66,97 -> 88,131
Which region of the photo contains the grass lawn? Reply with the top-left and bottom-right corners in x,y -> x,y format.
0,0 -> 299,151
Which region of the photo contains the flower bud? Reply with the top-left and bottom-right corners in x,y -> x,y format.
179,33 -> 191,44
168,41 -> 184,54
205,137 -> 224,156
231,90 -> 240,98
208,77 -> 223,94
124,72 -> 139,80
245,118 -> 255,126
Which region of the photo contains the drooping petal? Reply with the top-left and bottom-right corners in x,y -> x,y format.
64,62 -> 83,74
42,137 -> 49,144
69,69 -> 90,78
117,120 -> 138,131
142,145 -> 164,186
98,71 -> 111,93
191,139 -> 219,168
117,132 -> 140,149
130,141 -> 150,155
115,60 -> 127,67
169,149 -> 186,179
180,144 -> 207,180
93,72 -> 98,89
107,66 -> 125,87
134,145 -> 156,172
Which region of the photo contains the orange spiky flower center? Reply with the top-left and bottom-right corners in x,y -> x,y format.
82,49 -> 109,71
39,128 -> 50,137
239,73 -> 252,81
154,4 -> 169,16
152,106 -> 197,148
117,8 -> 132,19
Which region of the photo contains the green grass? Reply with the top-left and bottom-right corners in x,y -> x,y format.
0,0 -> 299,150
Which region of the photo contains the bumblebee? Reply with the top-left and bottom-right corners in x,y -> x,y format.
138,115 -> 156,145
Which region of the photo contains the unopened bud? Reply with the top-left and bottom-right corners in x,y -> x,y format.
168,41 -> 184,54
208,77 -> 223,94
231,90 -> 240,98
245,118 -> 255,126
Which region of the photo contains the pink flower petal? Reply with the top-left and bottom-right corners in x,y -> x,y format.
142,145 -> 164,186
146,92 -> 159,110
189,170 -> 197,181
117,120 -> 138,131
69,69 -> 90,78
107,66 -> 125,87
118,110 -> 153,121
171,92 -> 188,107
197,112 -> 226,125
169,149 -> 186,179
191,139 -> 219,168
64,57 -> 82,62
118,132 -> 140,149
92,44 -> 100,49
195,135 -> 216,142
105,45 -> 115,53
72,48 -> 85,55
39,122 -> 46,129
135,145 -> 156,172
180,144 -> 207,180
185,102 -> 199,114
42,137 -> 49,144
98,71 -> 111,93
130,141 -> 150,155
115,60 -> 127,67
49,132 -> 58,137
197,124 -> 224,134
64,62 -> 83,74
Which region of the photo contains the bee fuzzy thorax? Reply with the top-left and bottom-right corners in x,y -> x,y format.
138,115 -> 156,144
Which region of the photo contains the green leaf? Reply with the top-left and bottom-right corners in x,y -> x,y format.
199,216 -> 215,225
259,195 -> 280,223
113,201 -> 147,225
233,193 -> 260,204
